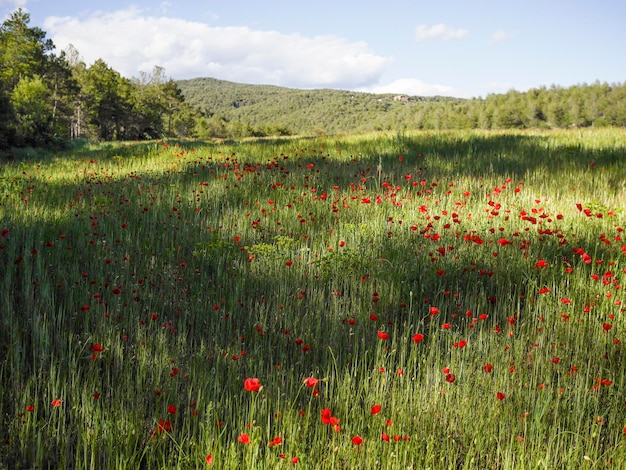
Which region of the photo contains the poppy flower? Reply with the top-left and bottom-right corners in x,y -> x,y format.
377,331 -> 389,340
205,454 -> 213,466
497,392 -> 506,400
321,408 -> 332,424
445,373 -> 456,383
167,405 -> 177,414
51,399 -> 63,407
303,377 -> 318,388
244,378 -> 262,392
269,436 -> 283,447
412,333 -> 424,344
351,435 -> 363,445
26,405 -> 34,412
158,419 -> 172,432
91,343 -> 103,352
371,404 -> 381,415
238,433 -> 251,444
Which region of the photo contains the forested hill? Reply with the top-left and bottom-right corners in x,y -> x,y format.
176,77 -> 461,136
178,77 -> 626,136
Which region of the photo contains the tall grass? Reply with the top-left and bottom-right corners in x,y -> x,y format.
1,129 -> 626,468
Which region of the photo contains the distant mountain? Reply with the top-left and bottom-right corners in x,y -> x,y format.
176,77 -> 462,135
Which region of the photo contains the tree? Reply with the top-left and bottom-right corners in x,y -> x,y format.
0,9 -> 54,91
82,59 -> 134,140
10,75 -> 53,146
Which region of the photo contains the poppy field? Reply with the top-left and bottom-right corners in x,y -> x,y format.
1,129 -> 626,468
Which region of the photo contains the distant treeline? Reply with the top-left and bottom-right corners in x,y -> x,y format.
179,78 -> 626,137
2,8 -> 625,151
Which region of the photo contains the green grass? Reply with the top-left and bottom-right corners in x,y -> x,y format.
1,129 -> 626,469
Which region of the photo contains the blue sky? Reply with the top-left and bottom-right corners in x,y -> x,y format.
3,0 -> 625,97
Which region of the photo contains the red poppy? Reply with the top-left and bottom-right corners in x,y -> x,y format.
321,408 -> 332,424
377,331 -> 389,340
205,454 -> 213,466
167,405 -> 177,414
483,364 -> 493,373
445,373 -> 456,383
497,392 -> 506,400
351,435 -> 363,445
238,433 -> 251,444
304,377 -> 318,388
158,419 -> 172,432
51,399 -> 62,407
412,333 -> 424,344
91,343 -> 103,352
244,378 -> 262,392
371,404 -> 381,415
26,405 -> 34,412
269,436 -> 283,447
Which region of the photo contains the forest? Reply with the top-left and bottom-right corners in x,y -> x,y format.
1,8 -> 625,151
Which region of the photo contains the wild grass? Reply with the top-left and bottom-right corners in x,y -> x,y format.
1,128 -> 626,469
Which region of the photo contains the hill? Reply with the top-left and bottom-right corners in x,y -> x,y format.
178,78 -> 626,137
176,77 -> 462,135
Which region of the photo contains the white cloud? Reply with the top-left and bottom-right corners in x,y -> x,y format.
43,8 -> 390,89
364,78 -> 458,97
489,29 -> 517,44
414,24 -> 469,41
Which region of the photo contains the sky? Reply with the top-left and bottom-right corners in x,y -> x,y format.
2,0 -> 625,98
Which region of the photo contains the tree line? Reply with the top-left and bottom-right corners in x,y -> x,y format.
0,9 -> 196,150
2,8 -> 625,151
180,78 -> 626,136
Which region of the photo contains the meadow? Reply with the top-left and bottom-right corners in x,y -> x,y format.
1,128 -> 625,469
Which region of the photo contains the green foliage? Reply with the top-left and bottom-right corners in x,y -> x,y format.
10,75 -> 53,146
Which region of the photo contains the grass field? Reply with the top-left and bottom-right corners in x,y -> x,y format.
1,129 -> 626,469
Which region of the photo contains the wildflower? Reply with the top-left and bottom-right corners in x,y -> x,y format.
304,377 -> 318,388
269,436 -> 283,447
51,399 -> 62,407
371,404 -> 381,415
351,435 -> 363,445
238,433 -> 251,444
244,378 -> 262,392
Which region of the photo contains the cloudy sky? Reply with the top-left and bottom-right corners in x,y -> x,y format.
3,0 -> 625,98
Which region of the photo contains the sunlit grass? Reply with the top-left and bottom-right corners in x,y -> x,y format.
1,129 -> 626,468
